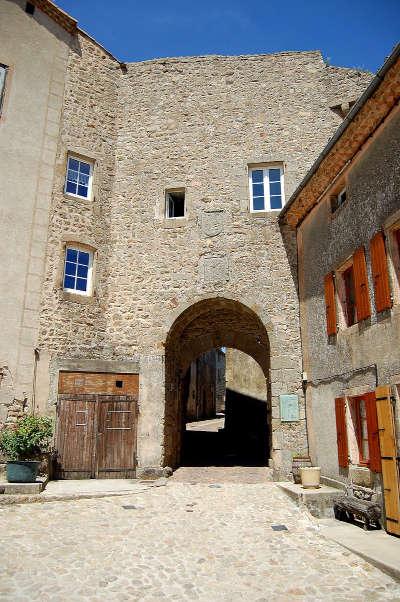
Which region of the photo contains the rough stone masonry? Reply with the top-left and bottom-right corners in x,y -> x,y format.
4,20 -> 373,477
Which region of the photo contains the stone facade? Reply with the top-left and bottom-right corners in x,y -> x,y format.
1,2 -> 374,478
297,110 -> 400,485
284,46 -> 400,494
0,0 -> 72,426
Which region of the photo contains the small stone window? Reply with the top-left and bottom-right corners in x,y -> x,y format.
165,189 -> 185,218
65,155 -> 93,200
249,165 -> 284,212
0,64 -> 8,116
331,187 -> 347,212
63,245 -> 93,296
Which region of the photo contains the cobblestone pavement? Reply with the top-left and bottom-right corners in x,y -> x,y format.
171,466 -> 273,483
1,480 -> 400,601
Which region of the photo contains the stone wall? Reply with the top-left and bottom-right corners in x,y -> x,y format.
36,45 -> 372,476
0,0 -> 71,426
37,31 -> 121,409
298,110 -> 400,483
225,348 -> 267,401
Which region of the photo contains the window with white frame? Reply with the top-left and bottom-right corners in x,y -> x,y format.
64,156 -> 93,199
249,166 -> 284,212
0,63 -> 8,116
63,246 -> 93,295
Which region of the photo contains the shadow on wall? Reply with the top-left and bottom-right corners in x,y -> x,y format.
182,388 -> 269,467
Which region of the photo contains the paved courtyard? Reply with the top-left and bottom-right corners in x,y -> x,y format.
1,477 -> 400,601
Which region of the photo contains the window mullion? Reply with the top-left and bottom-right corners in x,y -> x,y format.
264,169 -> 270,211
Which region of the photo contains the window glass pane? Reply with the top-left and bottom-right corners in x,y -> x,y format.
270,196 -> 282,210
65,261 -> 76,276
79,162 -> 91,175
78,173 -> 89,186
66,248 -> 78,262
76,278 -> 87,292
269,168 -> 281,182
66,181 -> 77,194
68,158 -> 79,171
251,170 -> 264,183
77,264 -> 88,278
269,181 -> 281,196
78,185 -> 88,197
68,169 -> 78,182
64,275 -> 75,290
253,197 -> 265,211
78,251 -> 90,266
252,183 -> 264,197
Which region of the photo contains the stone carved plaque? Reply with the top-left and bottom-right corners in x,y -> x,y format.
201,210 -> 225,237
279,394 -> 299,422
201,255 -> 229,284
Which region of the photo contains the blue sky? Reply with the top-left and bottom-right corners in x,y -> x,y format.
57,0 -> 399,72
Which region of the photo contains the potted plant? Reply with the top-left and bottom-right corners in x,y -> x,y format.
291,451 -> 312,484
0,415 -> 53,483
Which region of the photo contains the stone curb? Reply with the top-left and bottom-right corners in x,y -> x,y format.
0,478 -> 169,506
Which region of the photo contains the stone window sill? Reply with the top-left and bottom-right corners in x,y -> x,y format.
63,193 -> 92,203
60,291 -> 97,304
158,216 -> 189,229
248,210 -> 280,218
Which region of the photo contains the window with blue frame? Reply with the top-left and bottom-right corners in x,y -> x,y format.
64,156 -> 93,199
249,166 -> 284,211
63,246 -> 92,295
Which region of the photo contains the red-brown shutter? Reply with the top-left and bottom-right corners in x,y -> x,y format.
324,273 -> 337,336
353,246 -> 371,321
335,397 -> 348,468
370,232 -> 392,313
365,391 -> 381,473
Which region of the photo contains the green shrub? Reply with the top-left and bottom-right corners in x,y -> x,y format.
0,415 -> 53,461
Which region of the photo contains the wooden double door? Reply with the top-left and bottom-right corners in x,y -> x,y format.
56,372 -> 139,479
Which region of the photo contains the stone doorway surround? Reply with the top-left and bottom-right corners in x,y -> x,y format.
160,295 -> 307,479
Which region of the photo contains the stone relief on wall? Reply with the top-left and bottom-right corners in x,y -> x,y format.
200,255 -> 229,284
201,210 -> 225,237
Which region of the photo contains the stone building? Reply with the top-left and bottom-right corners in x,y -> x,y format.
0,0 -> 75,426
282,44 -> 400,534
0,0 -> 373,479
185,349 -> 225,421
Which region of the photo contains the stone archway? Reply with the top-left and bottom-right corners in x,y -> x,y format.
164,297 -> 271,468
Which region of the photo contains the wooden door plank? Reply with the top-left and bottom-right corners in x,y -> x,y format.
376,385 -> 400,537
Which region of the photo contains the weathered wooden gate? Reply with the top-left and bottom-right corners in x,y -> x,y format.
375,385 -> 400,537
56,372 -> 139,479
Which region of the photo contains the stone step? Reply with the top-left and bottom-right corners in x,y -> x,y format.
278,481 -> 345,518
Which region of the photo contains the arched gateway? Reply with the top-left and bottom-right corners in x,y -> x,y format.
164,297 -> 271,468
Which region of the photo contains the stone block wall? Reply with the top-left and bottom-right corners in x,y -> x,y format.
35,44 -> 372,476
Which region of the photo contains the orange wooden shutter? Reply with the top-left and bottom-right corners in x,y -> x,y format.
375,385 -> 400,536
353,246 -> 371,321
324,273 -> 337,336
364,392 -> 381,473
335,397 -> 348,467
370,232 -> 392,313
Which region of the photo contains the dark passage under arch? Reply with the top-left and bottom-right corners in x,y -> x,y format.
164,298 -> 271,468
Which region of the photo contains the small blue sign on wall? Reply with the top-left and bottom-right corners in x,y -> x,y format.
280,394 -> 299,422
